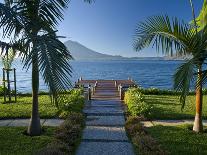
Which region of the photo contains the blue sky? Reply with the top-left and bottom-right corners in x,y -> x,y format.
0,0 -> 204,57
57,0 -> 204,57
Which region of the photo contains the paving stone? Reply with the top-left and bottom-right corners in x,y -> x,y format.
0,120 -> 13,126
9,119 -> 45,126
86,100 -> 122,106
43,119 -> 64,126
86,116 -> 125,126
76,142 -> 134,155
82,126 -> 128,141
83,107 -> 123,115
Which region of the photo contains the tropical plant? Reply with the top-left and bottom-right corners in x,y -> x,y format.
125,88 -> 153,118
0,0 -> 93,136
194,0 -> 207,31
1,45 -> 16,102
133,3 -> 207,132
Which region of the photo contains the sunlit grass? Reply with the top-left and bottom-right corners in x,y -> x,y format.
145,95 -> 207,119
0,95 -> 58,119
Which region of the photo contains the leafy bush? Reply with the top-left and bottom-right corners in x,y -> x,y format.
58,88 -> 84,118
125,116 -> 168,155
37,113 -> 85,155
124,88 -> 153,118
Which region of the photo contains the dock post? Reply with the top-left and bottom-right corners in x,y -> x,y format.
88,84 -> 91,100
114,80 -> 117,88
119,84 -> 124,100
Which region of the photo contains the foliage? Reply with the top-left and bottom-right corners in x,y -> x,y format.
194,0 -> 207,31
147,125 -> 207,154
133,15 -> 207,109
124,88 -> 153,118
1,48 -> 15,69
38,113 -> 85,155
125,116 -> 168,155
0,127 -> 55,155
58,88 -> 84,118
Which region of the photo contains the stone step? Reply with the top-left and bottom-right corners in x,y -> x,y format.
85,100 -> 123,106
82,126 -> 128,141
83,107 -> 123,114
86,116 -> 125,126
76,142 -> 134,155
85,113 -> 124,116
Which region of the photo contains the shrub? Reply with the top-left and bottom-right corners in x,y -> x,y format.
58,88 -> 85,118
37,113 -> 85,155
124,88 -> 153,118
125,116 -> 168,155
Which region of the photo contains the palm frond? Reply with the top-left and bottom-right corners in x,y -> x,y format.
174,59 -> 196,109
0,2 -> 23,37
133,15 -> 195,56
38,0 -> 70,27
23,32 -> 73,107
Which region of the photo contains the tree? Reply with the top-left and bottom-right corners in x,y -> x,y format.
0,0 -> 93,136
1,48 -> 15,102
133,15 -> 207,132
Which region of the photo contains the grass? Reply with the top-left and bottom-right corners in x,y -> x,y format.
147,125 -> 207,155
0,126 -> 55,155
0,95 -> 59,119
145,95 -> 207,120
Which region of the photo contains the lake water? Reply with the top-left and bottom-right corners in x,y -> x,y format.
0,60 -> 183,92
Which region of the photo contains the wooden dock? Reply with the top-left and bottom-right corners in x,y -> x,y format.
76,79 -> 137,100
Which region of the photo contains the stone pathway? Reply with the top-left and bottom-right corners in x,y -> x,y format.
76,81 -> 135,155
0,118 -> 64,127
76,100 -> 134,155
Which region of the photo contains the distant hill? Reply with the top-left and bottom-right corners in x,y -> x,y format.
64,40 -> 164,60
64,40 -> 125,60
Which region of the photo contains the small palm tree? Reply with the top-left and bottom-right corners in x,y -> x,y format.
0,0 -> 93,136
133,14 -> 207,132
1,48 -> 15,102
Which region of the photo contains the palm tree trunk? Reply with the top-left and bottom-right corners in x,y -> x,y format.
27,56 -> 41,136
193,65 -> 203,132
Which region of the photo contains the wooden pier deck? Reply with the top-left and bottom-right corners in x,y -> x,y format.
76,79 -> 137,100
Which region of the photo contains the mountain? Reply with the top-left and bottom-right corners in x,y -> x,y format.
64,40 -> 125,60
64,40 -> 165,60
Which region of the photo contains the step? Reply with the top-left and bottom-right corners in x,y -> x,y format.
82,126 -> 128,141
86,116 -> 125,126
76,142 -> 134,155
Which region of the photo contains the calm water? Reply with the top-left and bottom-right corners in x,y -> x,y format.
0,60 -> 183,92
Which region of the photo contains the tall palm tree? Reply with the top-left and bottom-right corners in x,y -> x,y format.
133,15 -> 207,132
0,0 -> 93,136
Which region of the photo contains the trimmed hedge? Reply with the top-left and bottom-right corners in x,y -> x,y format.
124,88 -> 153,118
125,116 -> 168,155
37,112 -> 85,155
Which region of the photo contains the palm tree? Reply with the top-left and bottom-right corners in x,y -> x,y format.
0,0 -> 93,136
1,48 -> 15,102
133,14 -> 207,132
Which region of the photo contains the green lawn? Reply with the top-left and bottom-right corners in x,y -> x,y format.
0,127 -> 55,155
145,95 -> 207,120
0,95 -> 59,119
147,125 -> 207,155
